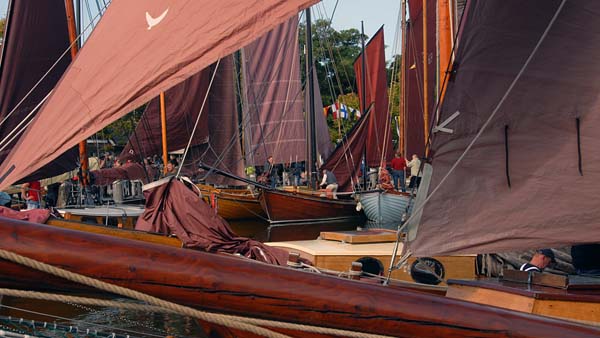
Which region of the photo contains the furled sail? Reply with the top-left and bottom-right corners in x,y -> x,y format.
354,26 -> 393,167
410,0 -> 600,256
0,0 -> 78,182
0,0 -> 318,189
241,17 -> 306,166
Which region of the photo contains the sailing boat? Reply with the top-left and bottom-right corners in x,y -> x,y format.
1,0 -> 600,336
258,8 -> 365,233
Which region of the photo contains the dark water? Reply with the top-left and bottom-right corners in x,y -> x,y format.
0,296 -> 208,338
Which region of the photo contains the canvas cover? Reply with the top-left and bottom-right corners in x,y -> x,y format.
0,0 -> 318,189
136,178 -> 288,265
410,0 -> 600,256
0,0 -> 78,182
242,18 -> 306,166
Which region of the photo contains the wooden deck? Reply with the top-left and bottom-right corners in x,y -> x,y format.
267,230 -> 476,285
447,277 -> 600,326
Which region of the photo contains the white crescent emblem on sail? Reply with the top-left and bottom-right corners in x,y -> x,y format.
146,8 -> 169,30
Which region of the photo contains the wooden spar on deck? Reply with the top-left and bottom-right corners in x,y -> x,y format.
65,0 -> 89,185
160,92 -> 168,174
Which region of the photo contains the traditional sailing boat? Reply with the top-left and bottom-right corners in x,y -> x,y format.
258,8 -> 365,235
1,0 -> 600,336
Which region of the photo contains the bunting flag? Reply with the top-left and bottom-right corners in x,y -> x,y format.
339,103 -> 348,119
323,102 -> 360,120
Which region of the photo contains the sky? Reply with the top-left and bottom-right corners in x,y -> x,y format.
0,0 -> 400,59
320,0 -> 402,61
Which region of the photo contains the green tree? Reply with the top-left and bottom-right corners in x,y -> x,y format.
0,17 -> 5,46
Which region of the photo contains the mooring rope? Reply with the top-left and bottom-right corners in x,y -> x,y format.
0,249 -> 394,338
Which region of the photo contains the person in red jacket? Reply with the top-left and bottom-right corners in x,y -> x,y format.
390,153 -> 407,192
21,181 -> 42,209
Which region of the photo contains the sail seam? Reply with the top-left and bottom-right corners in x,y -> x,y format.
504,125 -> 511,188
576,117 -> 583,176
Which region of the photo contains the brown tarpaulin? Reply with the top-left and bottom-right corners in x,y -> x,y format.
136,178 -> 288,265
0,0 -> 318,190
410,0 -> 600,256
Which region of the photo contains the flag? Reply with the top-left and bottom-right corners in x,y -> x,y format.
339,103 -> 348,119
331,102 -> 338,119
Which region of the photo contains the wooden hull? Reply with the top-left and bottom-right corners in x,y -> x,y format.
359,190 -> 411,229
198,185 -> 266,220
260,189 -> 364,225
0,216 -> 598,337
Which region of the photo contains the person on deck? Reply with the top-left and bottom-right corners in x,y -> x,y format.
320,169 -> 338,199
164,159 -> 178,177
406,154 -> 422,190
264,156 -> 277,189
519,249 -> 556,273
21,181 -> 42,210
390,153 -> 407,192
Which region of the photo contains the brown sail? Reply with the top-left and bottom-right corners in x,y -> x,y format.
0,0 -> 78,182
354,26 -> 393,167
410,0 -> 600,256
120,69 -> 210,160
323,28 -> 391,191
241,17 -> 306,166
0,0 -> 318,189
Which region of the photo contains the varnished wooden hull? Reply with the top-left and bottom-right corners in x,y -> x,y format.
0,217 -> 598,337
260,189 -> 364,225
198,185 -> 266,220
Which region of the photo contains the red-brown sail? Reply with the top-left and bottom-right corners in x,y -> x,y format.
410,1 -> 600,255
0,0 -> 318,189
354,26 -> 393,167
120,69 -> 210,160
323,28 -> 391,191
242,17 -> 306,166
0,0 -> 78,182
404,0 -> 437,158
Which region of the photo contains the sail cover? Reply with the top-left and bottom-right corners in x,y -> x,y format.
0,0 -> 318,189
354,27 -> 393,167
0,0 -> 78,181
242,17 -> 306,166
411,0 -> 600,255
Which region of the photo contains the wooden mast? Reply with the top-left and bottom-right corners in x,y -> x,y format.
64,0 -> 89,185
422,0 -> 429,153
400,0 -> 407,156
305,7 -> 317,189
160,92 -> 168,174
